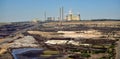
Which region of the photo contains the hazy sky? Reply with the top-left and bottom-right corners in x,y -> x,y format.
0,0 -> 120,22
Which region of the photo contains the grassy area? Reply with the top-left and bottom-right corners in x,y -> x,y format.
43,50 -> 59,55
40,55 -> 52,58
81,53 -> 91,58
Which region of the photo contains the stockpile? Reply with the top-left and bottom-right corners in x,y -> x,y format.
9,36 -> 39,48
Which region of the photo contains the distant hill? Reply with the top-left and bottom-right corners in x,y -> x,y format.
0,22 -> 11,26
90,19 -> 120,21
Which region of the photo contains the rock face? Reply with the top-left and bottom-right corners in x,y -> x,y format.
9,36 -> 39,48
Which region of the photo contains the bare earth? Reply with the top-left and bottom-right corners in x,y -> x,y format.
115,39 -> 120,59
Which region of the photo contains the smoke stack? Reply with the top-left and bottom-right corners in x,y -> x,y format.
44,11 -> 46,21
61,7 -> 64,21
59,8 -> 61,21
59,7 -> 64,21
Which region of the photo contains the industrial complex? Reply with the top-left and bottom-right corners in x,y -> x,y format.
0,7 -> 120,59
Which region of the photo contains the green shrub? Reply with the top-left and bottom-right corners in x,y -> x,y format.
81,53 -> 91,58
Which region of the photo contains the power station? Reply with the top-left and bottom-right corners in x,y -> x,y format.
45,7 -> 81,22
65,10 -> 80,21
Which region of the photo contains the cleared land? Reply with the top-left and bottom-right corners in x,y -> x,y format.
0,21 -> 120,59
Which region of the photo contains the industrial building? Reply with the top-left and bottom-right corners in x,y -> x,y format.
65,10 -> 80,21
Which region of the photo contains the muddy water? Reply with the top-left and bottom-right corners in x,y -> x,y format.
11,48 -> 43,59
